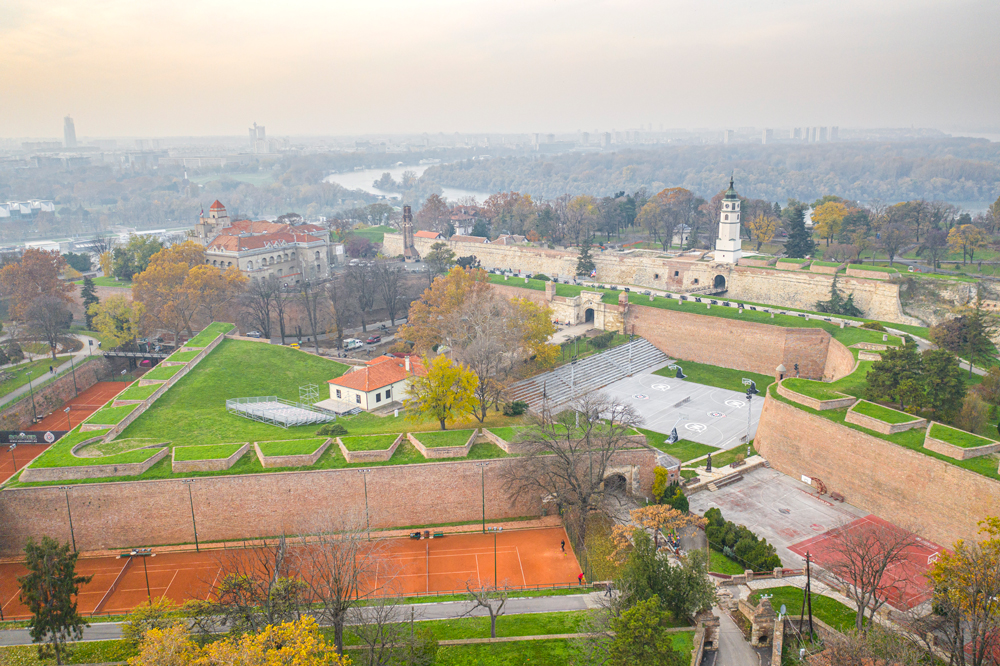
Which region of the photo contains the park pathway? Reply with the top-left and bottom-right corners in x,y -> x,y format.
0,333 -> 103,411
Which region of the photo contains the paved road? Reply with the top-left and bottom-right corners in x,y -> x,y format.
0,591 -> 602,646
0,333 -> 102,410
712,608 -> 761,666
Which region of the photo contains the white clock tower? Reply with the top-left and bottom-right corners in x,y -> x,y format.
715,177 -> 742,264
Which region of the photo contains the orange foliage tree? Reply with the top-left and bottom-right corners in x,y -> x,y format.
0,249 -> 76,321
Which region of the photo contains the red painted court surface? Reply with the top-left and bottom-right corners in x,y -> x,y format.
0,527 -> 580,620
790,515 -> 944,610
30,381 -> 128,432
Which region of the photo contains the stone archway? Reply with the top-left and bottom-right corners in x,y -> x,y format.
604,473 -> 627,493
714,274 -> 727,289
584,308 -> 595,324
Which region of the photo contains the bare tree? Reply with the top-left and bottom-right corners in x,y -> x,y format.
25,296 -> 73,360
879,223 -> 910,266
295,516 -> 388,655
347,591 -> 437,666
372,260 -> 406,326
83,233 -> 116,257
462,580 -> 511,639
238,277 -> 277,339
345,263 -> 377,332
272,282 -> 293,345
818,625 -> 927,666
826,519 -> 917,631
299,281 -> 327,354
325,276 -> 356,346
501,392 -> 643,546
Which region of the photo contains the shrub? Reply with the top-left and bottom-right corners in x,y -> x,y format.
316,423 -> 348,437
533,273 -> 551,281
861,321 -> 886,331
503,400 -> 528,416
663,483 -> 689,513
703,507 -> 781,572
590,330 -> 616,349
652,467 -> 670,502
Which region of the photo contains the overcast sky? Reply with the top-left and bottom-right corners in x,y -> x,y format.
2,0 -> 998,138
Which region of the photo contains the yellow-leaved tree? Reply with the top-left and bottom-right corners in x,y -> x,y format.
948,224 -> 988,265
745,213 -> 778,251
810,201 -> 849,247
405,355 -> 478,430
511,297 -> 558,367
398,266 -> 492,353
89,295 -> 146,349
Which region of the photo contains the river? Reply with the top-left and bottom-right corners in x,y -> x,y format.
323,164 -> 490,203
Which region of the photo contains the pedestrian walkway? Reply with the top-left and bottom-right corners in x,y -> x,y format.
0,333 -> 103,411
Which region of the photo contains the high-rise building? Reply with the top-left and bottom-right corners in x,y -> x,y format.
249,123 -> 268,154
723,129 -> 733,144
63,116 -> 77,148
761,128 -> 773,144
829,126 -> 839,141
819,127 -> 828,142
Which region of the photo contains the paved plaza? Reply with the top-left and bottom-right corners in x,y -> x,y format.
600,368 -> 765,449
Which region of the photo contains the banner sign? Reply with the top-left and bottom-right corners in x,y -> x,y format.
0,431 -> 67,445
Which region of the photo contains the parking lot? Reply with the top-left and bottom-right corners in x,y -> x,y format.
599,369 -> 764,449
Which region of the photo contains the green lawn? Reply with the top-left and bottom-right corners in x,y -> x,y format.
173,443 -> 245,461
339,434 -> 400,451
851,400 -> 918,424
416,429 -> 477,448
777,258 -> 809,265
114,383 -> 161,401
0,356 -> 72,399
930,423 -> 998,449
553,332 -> 630,366
749,586 -> 859,633
84,402 -> 139,425
847,264 -> 899,274
653,359 -> 774,393
72,276 -> 132,288
77,438 -> 166,457
256,438 -> 329,456
710,548 -> 746,575
782,378 -> 848,402
0,638 -> 137,665
167,350 -> 201,363
486,426 -> 524,443
686,443 -> 757,469
28,426 -> 164,468
768,385 -> 1000,482
810,260 -> 843,268
638,428 -> 717,462
142,364 -> 185,381
183,322 -> 235,348
349,225 -> 396,244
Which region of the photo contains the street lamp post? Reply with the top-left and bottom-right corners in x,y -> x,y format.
26,371 -> 37,423
59,486 -> 77,552
358,469 -> 373,539
8,444 -> 17,474
570,357 -> 579,428
69,354 -> 78,396
474,462 -> 489,533
65,407 -> 72,430
181,480 -> 199,552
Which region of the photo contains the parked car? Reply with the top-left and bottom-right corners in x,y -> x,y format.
366,334 -> 381,344
343,338 -> 364,350
289,342 -> 300,349
246,331 -> 262,338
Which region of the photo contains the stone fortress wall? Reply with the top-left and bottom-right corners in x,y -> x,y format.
384,233 -> 915,324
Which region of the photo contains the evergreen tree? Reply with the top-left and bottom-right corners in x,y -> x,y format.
18,537 -> 93,665
80,277 -> 99,330
922,349 -> 966,422
865,342 -> 923,410
783,202 -> 816,258
576,239 -> 596,276
815,275 -> 863,317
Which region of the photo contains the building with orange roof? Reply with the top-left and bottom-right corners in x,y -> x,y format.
323,355 -> 427,411
413,230 -> 443,240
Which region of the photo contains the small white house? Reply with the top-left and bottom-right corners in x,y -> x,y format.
326,355 -> 426,411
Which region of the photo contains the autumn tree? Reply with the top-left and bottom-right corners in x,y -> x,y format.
0,249 -> 75,321
23,297 -> 71,361
405,355 -> 477,430
299,281 -> 327,354
879,223 -> 910,265
917,228 -> 949,270
18,537 -> 93,665
416,193 -> 450,231
111,234 -> 163,281
483,191 -> 535,236
399,266 -> 492,352
502,392 -> 642,546
564,195 -> 597,246
949,224 -> 988,265
89,296 -> 146,350
811,201 -> 849,247
746,212 -> 778,251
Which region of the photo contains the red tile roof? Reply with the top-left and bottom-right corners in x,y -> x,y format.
207,230 -> 322,252
414,230 -> 442,239
223,219 -> 289,235
451,235 -> 488,243
328,355 -> 426,392
210,200 -> 226,211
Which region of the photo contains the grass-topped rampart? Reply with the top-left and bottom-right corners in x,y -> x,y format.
339,434 -> 400,451
173,443 -> 246,461
183,322 -> 234,348
851,400 -> 918,424
929,423 -> 998,449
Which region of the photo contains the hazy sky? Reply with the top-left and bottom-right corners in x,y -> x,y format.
2,0 -> 998,138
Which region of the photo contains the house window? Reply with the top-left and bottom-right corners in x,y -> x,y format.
385,388 -> 392,399
315,251 -> 320,259
724,214 -> 729,221
355,394 -> 361,404
336,389 -> 342,399
674,271 -> 679,277
376,392 -> 382,403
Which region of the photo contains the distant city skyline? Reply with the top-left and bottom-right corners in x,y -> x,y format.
2,0 -> 998,137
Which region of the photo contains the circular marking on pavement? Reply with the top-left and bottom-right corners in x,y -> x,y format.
725,400 -> 745,408
685,423 -> 707,433
708,411 -> 724,418
811,524 -> 824,531
632,394 -> 649,400
650,383 -> 671,391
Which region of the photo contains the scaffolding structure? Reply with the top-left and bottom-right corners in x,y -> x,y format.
226,396 -> 335,429
299,384 -> 319,404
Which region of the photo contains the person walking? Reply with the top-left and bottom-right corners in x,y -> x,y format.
560,539 -> 566,554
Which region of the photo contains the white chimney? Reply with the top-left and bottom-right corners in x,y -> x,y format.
405,356 -> 410,372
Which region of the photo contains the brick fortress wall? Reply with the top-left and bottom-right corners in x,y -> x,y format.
754,396 -> 1000,547
0,448 -> 655,556
385,233 -> 913,324
0,357 -> 113,430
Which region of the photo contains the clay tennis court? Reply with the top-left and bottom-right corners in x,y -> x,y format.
790,515 -> 944,609
0,527 -> 580,620
0,382 -> 129,484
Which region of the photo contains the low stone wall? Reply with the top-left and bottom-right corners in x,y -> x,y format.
0,357 -> 111,431
775,261 -> 809,271
137,378 -> 167,387
255,439 -> 332,468
923,423 -> 1000,460
809,262 -> 846,275
846,266 -> 895,280
408,430 -> 478,459
225,334 -> 271,343
776,380 -> 856,411
171,443 -> 250,473
738,258 -> 774,267
112,399 -> 143,407
336,434 -> 404,463
19,447 -> 169,483
845,401 -> 926,434
858,350 -> 882,361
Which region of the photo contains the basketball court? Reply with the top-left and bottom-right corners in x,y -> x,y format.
0,527 -> 579,620
789,515 -> 944,609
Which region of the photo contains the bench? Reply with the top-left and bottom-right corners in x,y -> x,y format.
433,532 -> 444,539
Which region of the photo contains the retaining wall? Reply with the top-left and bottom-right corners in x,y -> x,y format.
923,424 -> 1000,460
171,443 -> 250,473
0,448 -> 656,555
844,402 -> 926,435
809,262 -> 847,275
846,266 -> 895,280
775,380 -> 856,411
255,439 -> 332,468
754,396 -> 1000,547
336,434 -> 403,463
18,447 -> 169,483
408,430 -> 478,459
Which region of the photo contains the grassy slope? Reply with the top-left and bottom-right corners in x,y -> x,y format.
166,350 -> 201,362
782,378 -> 847,401
184,322 -> 235,348
115,383 -> 161,401
686,444 -> 757,469
416,429 -> 476,447
349,225 -> 396,244
142,364 -> 184,381
339,434 -> 400,451
930,423 -> 998,448
72,276 -> 132,288
256,438 -> 329,456
749,586 -> 858,633
710,548 -> 746,575
0,356 -> 72,399
84,402 -> 139,425
653,359 -> 774,393
173,443 -> 245,461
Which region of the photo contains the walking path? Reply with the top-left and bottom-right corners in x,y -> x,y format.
0,333 -> 103,411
